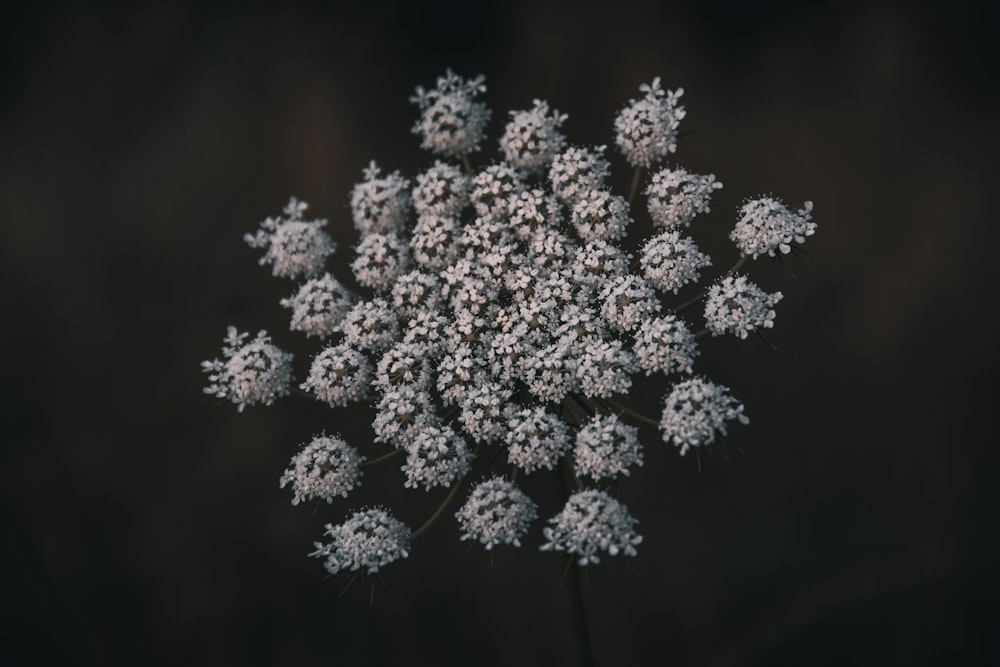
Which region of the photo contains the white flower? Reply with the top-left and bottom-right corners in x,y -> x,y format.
633,315 -> 698,376
574,414 -> 643,481
411,214 -> 459,271
540,490 -> 642,565
732,197 -> 816,258
660,378 -> 749,455
310,508 -> 411,575
704,275 -> 783,339
500,99 -> 568,173
598,274 -> 661,333
645,167 -> 722,228
570,189 -> 632,242
459,382 -> 509,444
456,477 -> 538,549
202,327 -> 293,412
470,163 -> 524,220
411,70 -> 491,157
390,270 -> 441,319
280,434 -> 365,505
340,298 -> 400,352
505,406 -> 572,474
412,161 -> 471,218
301,343 -> 373,407
402,422 -> 473,491
573,337 -> 637,399
614,78 -> 686,168
372,385 -> 436,447
350,162 -> 412,236
280,273 -> 353,339
244,197 -> 336,279
640,230 -> 712,294
373,342 -> 432,393
549,145 -> 611,206
351,232 -> 410,292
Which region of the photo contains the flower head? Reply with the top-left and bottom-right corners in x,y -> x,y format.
614,78 -> 686,168
411,70 -> 491,157
540,490 -> 642,565
244,198 -> 336,279
500,99 -> 568,173
310,508 -> 411,575
732,197 -> 816,258
704,275 -> 783,339
202,327 -> 293,412
456,477 -> 538,550
660,378 -> 749,455
280,434 -> 365,505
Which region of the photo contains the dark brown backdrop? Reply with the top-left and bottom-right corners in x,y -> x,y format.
2,1 -> 998,665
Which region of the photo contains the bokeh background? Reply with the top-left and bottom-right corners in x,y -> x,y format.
2,0 -> 998,665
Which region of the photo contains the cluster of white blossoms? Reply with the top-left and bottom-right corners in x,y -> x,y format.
203,71 -> 816,577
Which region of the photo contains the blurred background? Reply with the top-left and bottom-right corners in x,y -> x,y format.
1,0 -> 997,665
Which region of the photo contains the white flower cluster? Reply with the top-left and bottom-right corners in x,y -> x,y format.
732,197 -> 816,259
455,477 -> 538,549
280,434 -> 365,505
310,508 -> 411,575
201,327 -> 293,412
540,490 -> 643,565
203,71 -> 816,578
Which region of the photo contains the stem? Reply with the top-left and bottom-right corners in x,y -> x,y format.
694,328 -> 711,339
411,444 -> 482,541
553,461 -> 597,667
461,153 -> 474,176
603,398 -> 660,429
360,447 -> 404,468
671,254 -> 749,315
627,165 -> 643,206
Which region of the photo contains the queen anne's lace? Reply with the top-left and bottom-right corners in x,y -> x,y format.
540,490 -> 643,565
280,434 -> 365,505
704,275 -> 783,339
204,71 -> 815,578
202,327 -> 292,412
731,197 -> 816,258
660,378 -> 750,455
310,508 -> 411,575
455,477 -> 538,549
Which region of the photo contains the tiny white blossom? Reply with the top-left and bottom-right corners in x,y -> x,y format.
202,327 -> 293,412
244,198 -> 336,279
633,315 -> 698,376
390,270 -> 441,319
660,377 -> 749,455
573,336 -> 637,398
574,414 -> 643,481
372,385 -> 436,447
614,78 -> 685,168
540,490 -> 642,565
459,382 -> 510,443
500,99 -> 568,173
280,434 -> 365,505
373,342 -> 432,393
280,273 -> 353,339
470,163 -> 525,220
340,298 -> 400,352
645,167 -> 722,228
505,406 -> 573,474
350,162 -> 412,236
598,274 -> 661,332
732,197 -> 816,258
548,145 -> 611,206
640,230 -> 712,294
411,214 -> 459,271
301,343 -> 373,407
704,275 -> 783,339
410,70 -> 491,157
570,189 -> 632,242
351,232 -> 410,292
455,477 -> 538,550
412,161 -> 471,218
310,508 -> 411,575
402,422 -> 473,491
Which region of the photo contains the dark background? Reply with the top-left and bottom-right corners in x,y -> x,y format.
2,0 -> 998,665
